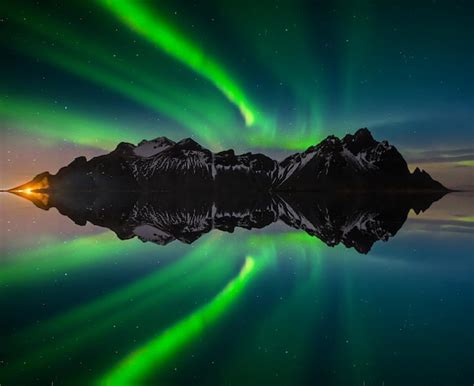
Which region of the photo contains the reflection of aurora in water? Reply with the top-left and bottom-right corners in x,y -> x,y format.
1,0 -> 473,382
0,230 -> 320,384
1,213 -> 474,385
99,255 -> 262,386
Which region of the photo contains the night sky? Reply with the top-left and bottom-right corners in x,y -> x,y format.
0,0 -> 473,189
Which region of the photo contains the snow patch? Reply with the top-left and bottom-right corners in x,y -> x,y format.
133,138 -> 173,157
341,146 -> 377,171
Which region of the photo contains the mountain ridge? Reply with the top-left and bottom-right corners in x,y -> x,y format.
11,128 -> 448,192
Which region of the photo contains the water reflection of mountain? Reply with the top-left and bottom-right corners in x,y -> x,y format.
14,190 -> 446,254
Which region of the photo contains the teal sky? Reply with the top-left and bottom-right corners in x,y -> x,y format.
0,0 -> 472,189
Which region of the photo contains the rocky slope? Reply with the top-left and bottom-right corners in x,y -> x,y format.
12,128 -> 447,192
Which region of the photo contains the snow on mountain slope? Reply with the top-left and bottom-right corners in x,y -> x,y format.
19,128 -> 447,192
133,137 -> 176,157
129,138 -> 213,180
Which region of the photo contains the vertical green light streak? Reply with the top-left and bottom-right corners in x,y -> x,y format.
225,249 -> 325,383
340,0 -> 373,116
221,1 -> 325,149
248,230 -> 326,248
337,259 -> 372,383
99,0 -> 265,130
220,234 -> 326,384
98,255 -> 262,386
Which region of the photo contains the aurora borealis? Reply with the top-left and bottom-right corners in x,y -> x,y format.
0,0 -> 473,189
1,190 -> 473,385
0,1 -> 473,385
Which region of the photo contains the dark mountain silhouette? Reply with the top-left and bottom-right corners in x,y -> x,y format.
8,128 -> 449,252
12,189 -> 445,254
11,128 -> 448,193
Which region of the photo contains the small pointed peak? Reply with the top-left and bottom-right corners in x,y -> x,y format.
177,137 -> 197,145
176,137 -> 203,150
342,128 -> 377,155
412,167 -> 430,176
316,135 -> 342,151
114,142 -> 136,156
342,133 -> 354,142
68,156 -> 88,167
354,128 -> 374,141
152,136 -> 175,145
320,135 -> 340,144
342,128 -> 375,145
116,141 -> 135,149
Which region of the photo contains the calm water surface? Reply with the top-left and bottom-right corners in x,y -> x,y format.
0,192 -> 473,385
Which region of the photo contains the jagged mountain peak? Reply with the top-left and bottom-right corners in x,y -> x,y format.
413,166 -> 428,175
175,137 -> 203,150
115,141 -> 136,154
316,134 -> 343,150
134,136 -> 175,157
342,127 -> 377,154
13,129 -> 448,193
351,127 -> 375,141
137,136 -> 174,146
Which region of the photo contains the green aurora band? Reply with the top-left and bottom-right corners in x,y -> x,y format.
5,236 -> 240,374
1,0 -> 471,156
2,2 -> 329,151
7,6 -> 246,147
0,98 -> 152,150
0,232 -> 134,285
222,0 -> 326,144
99,0 -> 264,130
29,237 -> 227,340
1,0 -> 473,383
1,227 -> 395,384
95,235 -> 326,385
98,254 -> 263,386
223,251 -> 325,383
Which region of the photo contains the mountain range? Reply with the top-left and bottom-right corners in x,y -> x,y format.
12,128 -> 447,192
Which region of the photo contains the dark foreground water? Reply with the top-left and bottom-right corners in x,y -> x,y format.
0,192 -> 473,385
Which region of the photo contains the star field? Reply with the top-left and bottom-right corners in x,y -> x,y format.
0,0 -> 473,189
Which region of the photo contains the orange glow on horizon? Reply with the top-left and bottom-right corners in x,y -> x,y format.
10,176 -> 49,193
10,189 -> 50,207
